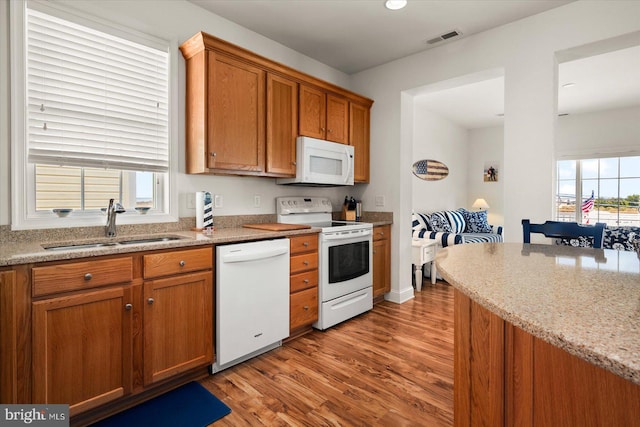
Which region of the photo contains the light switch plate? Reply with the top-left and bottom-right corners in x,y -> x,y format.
187,193 -> 195,209
214,194 -> 223,208
375,195 -> 385,207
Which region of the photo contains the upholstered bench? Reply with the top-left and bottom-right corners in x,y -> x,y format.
412,209 -> 503,248
557,225 -> 640,250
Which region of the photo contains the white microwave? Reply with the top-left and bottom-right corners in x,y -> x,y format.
277,136 -> 354,186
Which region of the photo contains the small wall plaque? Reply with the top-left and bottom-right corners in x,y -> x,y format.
412,159 -> 449,181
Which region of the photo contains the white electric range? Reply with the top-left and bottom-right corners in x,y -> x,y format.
277,196 -> 373,330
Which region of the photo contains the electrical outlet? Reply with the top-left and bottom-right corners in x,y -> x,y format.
187,193 -> 195,209
375,195 -> 385,207
254,195 -> 261,208
214,194 -> 223,208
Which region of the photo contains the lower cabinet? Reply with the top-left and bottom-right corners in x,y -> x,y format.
288,234 -> 319,336
28,247 -> 214,420
32,286 -> 133,415
143,271 -> 213,385
372,225 -> 391,300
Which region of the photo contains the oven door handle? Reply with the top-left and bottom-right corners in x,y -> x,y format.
322,229 -> 372,241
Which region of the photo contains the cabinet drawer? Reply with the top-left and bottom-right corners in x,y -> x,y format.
373,225 -> 390,241
290,286 -> 318,331
33,257 -> 133,297
290,270 -> 318,293
422,245 -> 436,261
290,252 -> 318,274
143,247 -> 212,279
290,234 -> 318,255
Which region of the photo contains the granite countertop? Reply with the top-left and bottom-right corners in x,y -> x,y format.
436,242 -> 640,385
0,227 -> 320,267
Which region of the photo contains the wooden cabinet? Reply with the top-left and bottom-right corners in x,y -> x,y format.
0,270 -> 18,404
180,32 -> 372,178
207,51 -> 265,174
24,247 -> 213,420
31,257 -> 134,415
143,271 -> 213,385
288,234 -> 319,336
454,290 -> 640,427
299,85 -> 349,144
372,225 -> 391,300
266,73 -> 298,176
349,102 -> 370,182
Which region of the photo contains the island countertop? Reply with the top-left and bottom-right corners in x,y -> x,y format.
436,242 -> 640,385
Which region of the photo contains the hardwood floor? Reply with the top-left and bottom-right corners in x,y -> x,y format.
200,282 -> 454,426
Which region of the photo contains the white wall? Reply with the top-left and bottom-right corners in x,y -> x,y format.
467,126 -> 505,229
0,0 -> 357,227
412,107 -> 469,213
350,1 -> 640,303
556,106 -> 640,159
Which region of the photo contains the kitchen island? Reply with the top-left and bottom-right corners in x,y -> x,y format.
436,242 -> 640,427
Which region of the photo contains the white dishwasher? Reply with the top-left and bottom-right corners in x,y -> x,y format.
212,238 -> 290,373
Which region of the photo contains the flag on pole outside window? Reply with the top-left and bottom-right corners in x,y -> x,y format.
581,190 -> 595,223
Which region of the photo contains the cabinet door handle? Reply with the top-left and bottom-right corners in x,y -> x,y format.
321,127 -> 325,132
210,152 -> 216,158
84,273 -> 92,281
303,261 -> 309,266
373,250 -> 376,254
291,161 -> 297,166
303,279 -> 309,284
125,303 -> 133,311
303,242 -> 309,247
303,305 -> 309,310
147,298 -> 155,305
327,129 -> 332,133
179,260 -> 185,267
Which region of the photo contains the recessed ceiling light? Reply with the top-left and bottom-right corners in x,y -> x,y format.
385,0 -> 407,10
562,83 -> 576,88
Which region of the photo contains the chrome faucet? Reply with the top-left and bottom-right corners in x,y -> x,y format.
105,198 -> 126,237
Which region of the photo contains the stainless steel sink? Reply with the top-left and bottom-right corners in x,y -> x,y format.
44,242 -> 120,251
43,236 -> 184,251
118,236 -> 183,245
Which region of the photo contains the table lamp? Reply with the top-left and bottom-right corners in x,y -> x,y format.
472,198 -> 490,211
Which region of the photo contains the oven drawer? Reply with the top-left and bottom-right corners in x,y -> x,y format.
290,252 -> 318,274
290,234 -> 318,255
290,287 -> 318,331
290,270 -> 318,293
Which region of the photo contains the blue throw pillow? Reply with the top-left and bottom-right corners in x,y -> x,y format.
461,209 -> 492,233
429,212 -> 452,233
445,210 -> 466,234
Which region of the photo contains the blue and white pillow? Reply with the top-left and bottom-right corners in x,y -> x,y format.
445,210 -> 466,234
429,212 -> 452,233
412,212 -> 431,235
460,209 -> 492,233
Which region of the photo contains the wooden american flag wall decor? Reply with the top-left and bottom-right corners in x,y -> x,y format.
412,159 -> 449,181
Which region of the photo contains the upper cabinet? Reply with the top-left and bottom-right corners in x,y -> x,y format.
180,32 -> 373,178
299,85 -> 348,144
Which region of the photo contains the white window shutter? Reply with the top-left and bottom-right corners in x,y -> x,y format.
26,8 -> 169,172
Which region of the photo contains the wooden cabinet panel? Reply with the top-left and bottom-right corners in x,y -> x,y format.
372,225 -> 391,299
143,271 -> 213,385
32,287 -> 133,415
299,84 -> 326,139
266,73 -> 298,176
326,95 -> 348,144
290,287 -> 318,332
32,257 -> 133,297
143,247 -> 212,279
208,51 -> 265,173
290,270 -> 318,293
0,270 -> 17,403
349,103 -> 370,183
290,234 -> 318,254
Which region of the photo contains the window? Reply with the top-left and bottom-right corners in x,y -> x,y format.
11,1 -> 176,229
556,156 -> 640,226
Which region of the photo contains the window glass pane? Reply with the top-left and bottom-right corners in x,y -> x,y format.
581,159 -> 598,179
599,157 -> 618,179
557,160 -> 575,179
556,178 -> 576,221
84,168 -> 121,210
620,156 -> 640,178
136,172 -> 154,207
620,178 -> 640,226
35,165 -> 81,210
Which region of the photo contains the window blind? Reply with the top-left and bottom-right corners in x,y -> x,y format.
26,8 -> 169,172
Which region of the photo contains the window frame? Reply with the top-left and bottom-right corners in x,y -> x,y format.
10,0 -> 178,230
555,153 -> 640,226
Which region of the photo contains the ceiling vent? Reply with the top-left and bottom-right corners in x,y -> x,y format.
426,29 -> 463,45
